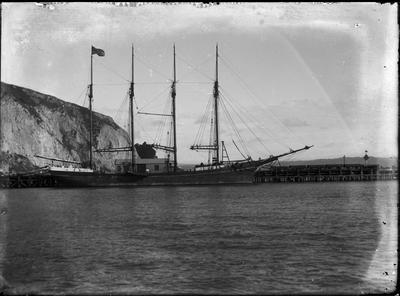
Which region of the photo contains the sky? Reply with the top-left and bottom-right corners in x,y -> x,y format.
1,2 -> 398,164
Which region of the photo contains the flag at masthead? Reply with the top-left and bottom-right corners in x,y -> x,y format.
88,45 -> 105,169
91,46 -> 105,57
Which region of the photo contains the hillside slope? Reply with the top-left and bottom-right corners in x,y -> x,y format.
0,82 -> 131,173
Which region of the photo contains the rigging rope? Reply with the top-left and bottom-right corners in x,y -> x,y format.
232,139 -> 247,160
220,91 -> 272,156
219,54 -> 305,146
135,81 -> 170,85
208,116 -> 214,164
136,85 -> 171,112
134,111 -> 157,144
96,60 -> 130,82
166,117 -> 174,159
81,85 -> 90,107
94,83 -> 130,86
113,89 -> 130,129
219,95 -> 251,157
178,81 -> 212,85
134,54 -> 170,80
176,53 -> 214,82
220,86 -> 290,150
193,95 -> 213,146
220,98 -> 252,157
154,92 -> 171,145
71,85 -> 89,106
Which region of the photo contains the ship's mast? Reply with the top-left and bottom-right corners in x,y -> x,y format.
130,44 -> 135,172
89,50 -> 94,170
172,44 -> 177,172
190,44 -> 222,164
213,44 -> 220,164
142,45 -> 177,172
88,46 -> 105,169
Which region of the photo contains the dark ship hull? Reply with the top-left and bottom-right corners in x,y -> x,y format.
44,147 -> 312,187
136,168 -> 255,186
47,170 -> 147,188
46,166 -> 256,187
134,154 -> 312,186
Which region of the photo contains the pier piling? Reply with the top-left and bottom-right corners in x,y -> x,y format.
254,164 -> 397,183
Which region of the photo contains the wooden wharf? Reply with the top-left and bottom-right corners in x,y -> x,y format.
0,173 -> 57,189
254,164 -> 397,183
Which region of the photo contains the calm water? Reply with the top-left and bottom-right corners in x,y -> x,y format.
0,181 -> 397,294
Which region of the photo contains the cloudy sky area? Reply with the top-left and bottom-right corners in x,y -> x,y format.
1,2 -> 398,163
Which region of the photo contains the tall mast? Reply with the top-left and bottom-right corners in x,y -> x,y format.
89,50 -> 93,170
172,44 -> 177,172
213,44 -> 220,164
130,44 -> 135,172
189,44 -> 221,165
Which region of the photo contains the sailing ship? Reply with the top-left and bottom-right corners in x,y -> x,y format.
94,44 -> 312,185
43,44 -> 312,187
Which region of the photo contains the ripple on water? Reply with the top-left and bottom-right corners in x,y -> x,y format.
1,181 -> 396,294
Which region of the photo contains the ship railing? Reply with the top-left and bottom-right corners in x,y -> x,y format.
194,163 -> 226,172
49,166 -> 94,173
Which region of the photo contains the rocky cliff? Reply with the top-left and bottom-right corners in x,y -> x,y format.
0,82 -> 132,173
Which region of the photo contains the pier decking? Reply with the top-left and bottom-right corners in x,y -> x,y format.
254,164 -> 397,183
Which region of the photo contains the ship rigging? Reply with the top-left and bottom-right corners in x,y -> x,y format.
91,43 -> 313,175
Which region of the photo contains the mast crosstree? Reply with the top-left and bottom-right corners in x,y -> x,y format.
89,45 -> 105,169
130,44 -> 135,172
190,44 -> 220,164
92,44 -> 313,174
96,45 -> 179,173
214,44 -> 220,164
151,44 -> 178,172
172,44 -> 178,172
93,45 -> 136,173
89,50 -> 93,169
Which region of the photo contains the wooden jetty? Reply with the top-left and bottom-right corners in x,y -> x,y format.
254,164 -> 397,183
0,173 -> 57,189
